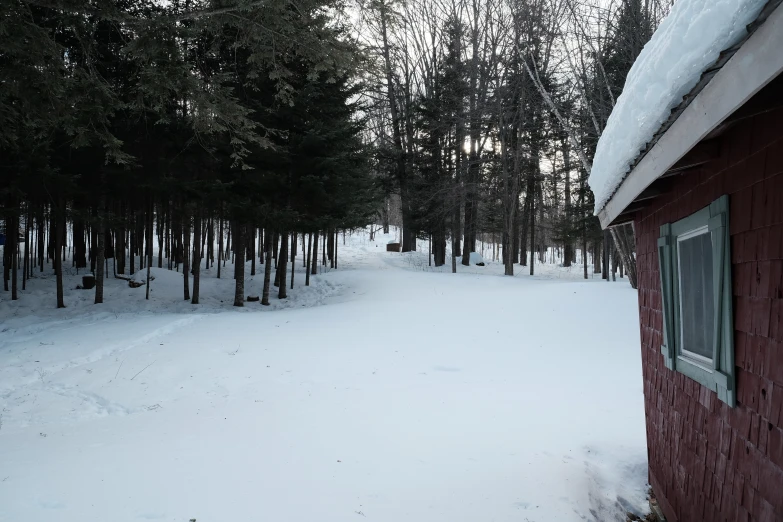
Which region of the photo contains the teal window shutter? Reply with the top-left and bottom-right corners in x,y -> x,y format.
658,224 -> 675,371
708,195 -> 735,407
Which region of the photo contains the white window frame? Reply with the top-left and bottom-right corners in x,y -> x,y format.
675,225 -> 714,369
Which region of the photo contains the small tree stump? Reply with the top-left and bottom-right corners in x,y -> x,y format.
386,242 -> 401,252
82,275 -> 95,289
247,295 -> 260,302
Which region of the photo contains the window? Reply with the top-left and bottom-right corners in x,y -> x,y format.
658,195 -> 735,407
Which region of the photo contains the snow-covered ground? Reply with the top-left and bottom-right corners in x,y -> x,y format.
0,230 -> 648,522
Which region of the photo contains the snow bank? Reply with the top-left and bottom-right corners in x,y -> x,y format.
588,0 -> 767,214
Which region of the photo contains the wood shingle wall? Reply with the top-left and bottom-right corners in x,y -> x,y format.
635,101 -> 783,521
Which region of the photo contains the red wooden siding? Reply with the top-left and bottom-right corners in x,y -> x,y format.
635,102 -> 783,521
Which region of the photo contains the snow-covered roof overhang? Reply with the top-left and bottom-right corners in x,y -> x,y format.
590,0 -> 783,229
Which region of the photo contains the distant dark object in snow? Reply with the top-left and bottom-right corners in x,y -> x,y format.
386,242 -> 401,252
247,296 -> 260,302
81,275 -> 95,290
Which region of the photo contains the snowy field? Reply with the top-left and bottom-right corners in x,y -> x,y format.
0,230 -> 648,522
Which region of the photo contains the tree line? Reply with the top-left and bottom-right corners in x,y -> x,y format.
358,0 -> 668,285
1,0 -> 379,307
2,0 -> 668,307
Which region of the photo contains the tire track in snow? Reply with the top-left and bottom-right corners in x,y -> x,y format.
0,316 -> 200,401
70,315 -> 201,369
44,383 -> 134,418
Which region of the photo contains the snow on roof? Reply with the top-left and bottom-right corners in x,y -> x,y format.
588,0 -> 769,215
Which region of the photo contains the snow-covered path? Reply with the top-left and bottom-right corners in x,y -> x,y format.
0,233 -> 648,522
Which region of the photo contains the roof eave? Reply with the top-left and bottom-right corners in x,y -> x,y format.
599,1 -> 783,229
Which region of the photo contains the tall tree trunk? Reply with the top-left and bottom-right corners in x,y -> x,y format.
217,217 -> 223,279
311,231 -> 319,275
129,210 -> 135,275
273,231 -> 279,269
9,211 -> 18,300
305,233 -> 312,286
520,194 -> 529,267
192,213 -> 201,304
233,222 -> 244,307
451,229 -> 457,273
583,219 -> 588,280
158,204 -> 164,268
249,227 -> 256,276
610,223 -> 638,289
95,205 -> 105,304
529,189 -> 535,276
322,230 -> 327,266
183,215 -> 190,300
37,209 -> 45,272
290,232 -> 296,289
225,222 -> 231,266
23,209 -> 30,290
261,230 -> 273,306
54,204 -> 65,308
277,231 -> 288,299
379,2 -> 413,252
563,141 -> 573,267
145,202 -> 153,300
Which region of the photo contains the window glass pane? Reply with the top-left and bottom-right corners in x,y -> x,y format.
678,230 -> 714,361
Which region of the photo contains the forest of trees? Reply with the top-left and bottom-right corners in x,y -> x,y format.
1,0 -> 669,307
357,0 -> 669,284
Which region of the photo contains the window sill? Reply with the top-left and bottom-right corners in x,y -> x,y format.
675,355 -> 731,395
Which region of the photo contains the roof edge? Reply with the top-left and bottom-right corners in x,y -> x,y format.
599,1 -> 783,228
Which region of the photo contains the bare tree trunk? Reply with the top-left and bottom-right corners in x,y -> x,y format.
583,218 -> 588,280
95,206 -> 105,304
145,203 -> 153,300
311,231 -> 319,275
192,212 -> 201,304
305,233 -> 312,286
10,212 -> 18,300
250,227 -> 256,276
157,205 -> 164,268
610,223 -> 638,289
129,213 -> 135,275
262,230 -> 273,306
233,222 -> 244,307
183,215 -> 190,300
217,217 -> 223,279
529,189 -> 535,276
277,231 -> 288,299
54,204 -> 65,308
290,232 -> 296,289
23,209 -> 29,291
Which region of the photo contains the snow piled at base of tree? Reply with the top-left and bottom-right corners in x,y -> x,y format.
0,229 -> 648,522
588,0 -> 767,213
